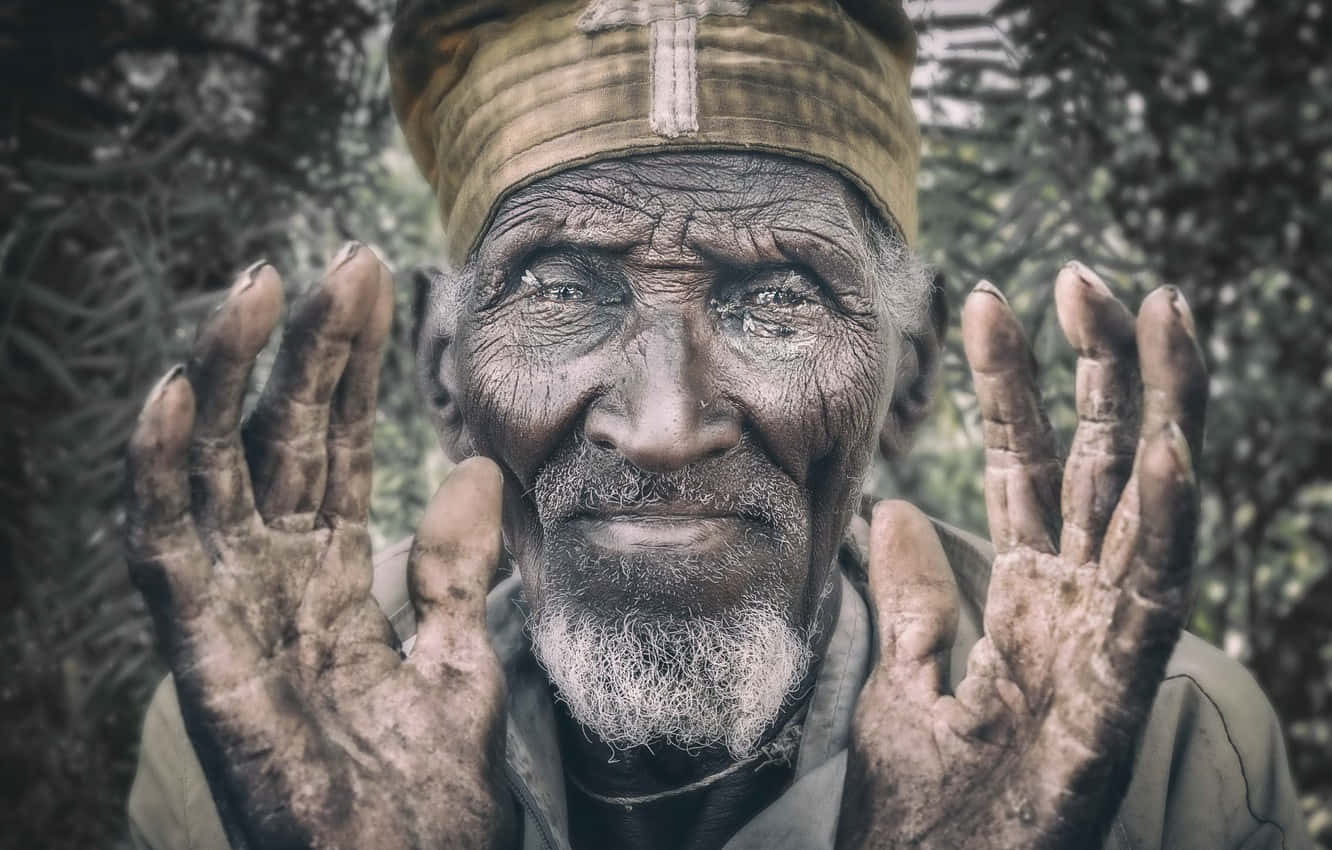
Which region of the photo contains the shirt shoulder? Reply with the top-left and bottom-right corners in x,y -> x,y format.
1118,632 -> 1313,849
127,675 -> 229,850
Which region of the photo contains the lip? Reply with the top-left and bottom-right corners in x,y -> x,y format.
588,502 -> 734,519
570,512 -> 751,550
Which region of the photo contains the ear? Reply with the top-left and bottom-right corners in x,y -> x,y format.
879,273 -> 947,460
412,266 -> 475,462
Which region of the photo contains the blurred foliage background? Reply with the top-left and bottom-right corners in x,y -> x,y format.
0,0 -> 1327,846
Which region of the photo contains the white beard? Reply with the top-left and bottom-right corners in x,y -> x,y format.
530,599 -> 811,759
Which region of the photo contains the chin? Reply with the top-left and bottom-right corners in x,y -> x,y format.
527,542 -> 816,757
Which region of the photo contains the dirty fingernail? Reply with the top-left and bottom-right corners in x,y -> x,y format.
364,242 -> 391,270
972,279 -> 1008,303
1067,260 -> 1110,295
1167,287 -> 1196,339
330,240 -> 361,273
232,259 -> 269,295
149,364 -> 186,404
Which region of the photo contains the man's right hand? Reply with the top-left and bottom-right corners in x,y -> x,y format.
125,245 -> 515,850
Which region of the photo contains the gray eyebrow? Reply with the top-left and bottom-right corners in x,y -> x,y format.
480,194 -> 657,265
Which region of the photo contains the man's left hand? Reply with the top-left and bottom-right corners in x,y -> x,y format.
836,263 -> 1207,849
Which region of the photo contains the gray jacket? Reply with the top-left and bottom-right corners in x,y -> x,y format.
128,520 -> 1311,849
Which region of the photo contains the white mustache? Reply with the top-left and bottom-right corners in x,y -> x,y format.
533,434 -> 806,532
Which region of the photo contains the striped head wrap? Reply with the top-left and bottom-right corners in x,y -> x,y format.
389,0 -> 920,268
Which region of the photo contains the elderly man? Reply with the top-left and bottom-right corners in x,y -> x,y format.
125,1 -> 1310,849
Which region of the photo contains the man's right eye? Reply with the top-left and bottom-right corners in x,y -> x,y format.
523,270 -> 589,303
519,260 -> 627,307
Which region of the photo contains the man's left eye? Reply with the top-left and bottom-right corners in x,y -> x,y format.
746,287 -> 810,308
733,268 -> 823,307
712,268 -> 830,340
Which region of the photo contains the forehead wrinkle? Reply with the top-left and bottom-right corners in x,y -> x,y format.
680,190 -> 863,265
539,165 -> 671,218
481,202 -> 566,249
477,155 -> 884,317
484,193 -> 656,261
638,209 -> 698,268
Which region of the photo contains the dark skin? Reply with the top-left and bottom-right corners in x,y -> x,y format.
125,153 -> 1206,850
438,156 -> 900,630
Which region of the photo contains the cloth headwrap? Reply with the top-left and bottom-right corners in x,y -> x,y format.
389,0 -> 920,269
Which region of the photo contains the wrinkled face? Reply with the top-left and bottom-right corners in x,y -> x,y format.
434,153 -> 914,752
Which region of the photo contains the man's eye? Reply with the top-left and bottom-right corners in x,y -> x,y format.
711,269 -> 828,340
734,268 -> 822,307
746,287 -> 809,308
523,269 -> 589,303
541,283 -> 588,302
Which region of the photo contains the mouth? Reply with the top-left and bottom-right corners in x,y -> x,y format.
570,504 -> 756,551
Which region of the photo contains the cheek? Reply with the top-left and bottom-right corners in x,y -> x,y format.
722,319 -> 896,485
722,320 -> 895,583
453,309 -> 608,487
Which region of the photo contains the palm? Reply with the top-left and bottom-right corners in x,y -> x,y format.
838,264 -> 1207,849
126,247 -> 512,850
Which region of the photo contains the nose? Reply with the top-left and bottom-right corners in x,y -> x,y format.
584,320 -> 741,473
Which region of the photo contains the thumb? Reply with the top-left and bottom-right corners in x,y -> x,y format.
408,456 -> 504,673
866,500 -> 959,699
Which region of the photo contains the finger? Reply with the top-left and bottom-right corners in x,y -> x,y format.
1091,284 -> 1206,582
319,252 -> 394,525
1054,262 -> 1140,565
1137,286 -> 1207,460
242,242 -> 382,530
961,281 -> 1062,553
865,500 -> 959,699
186,262 -> 284,533
408,457 -> 505,680
126,366 -> 211,627
1090,423 -> 1197,710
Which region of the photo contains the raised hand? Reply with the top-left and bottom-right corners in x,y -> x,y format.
837,263 -> 1207,849
125,246 -> 514,850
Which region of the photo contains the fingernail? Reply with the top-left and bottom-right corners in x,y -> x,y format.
232,259 -> 269,295
1167,287 -> 1197,339
972,279 -> 1008,303
244,258 -> 269,279
364,242 -> 391,271
149,364 -> 186,403
1067,260 -> 1110,295
330,240 -> 361,273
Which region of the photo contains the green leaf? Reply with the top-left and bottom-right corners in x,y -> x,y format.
6,326 -> 83,400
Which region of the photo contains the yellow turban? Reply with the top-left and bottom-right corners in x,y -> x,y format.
389,0 -> 920,268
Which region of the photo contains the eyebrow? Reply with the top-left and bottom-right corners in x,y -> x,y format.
685,219 -> 869,295
482,199 -> 655,266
